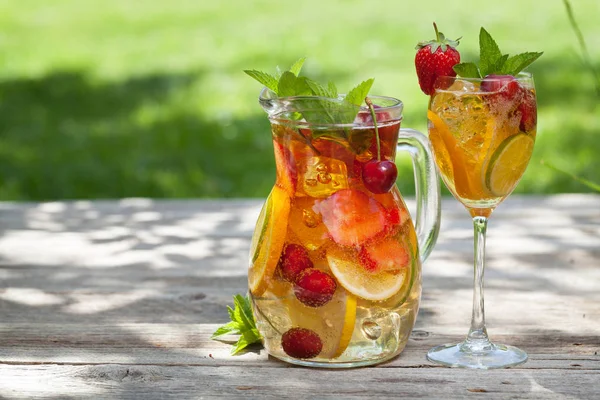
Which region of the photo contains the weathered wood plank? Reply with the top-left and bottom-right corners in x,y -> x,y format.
0,324 -> 597,369
0,195 -> 598,398
0,364 -> 598,399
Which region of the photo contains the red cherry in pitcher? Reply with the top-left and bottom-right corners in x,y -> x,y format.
361,97 -> 398,194
362,159 -> 398,194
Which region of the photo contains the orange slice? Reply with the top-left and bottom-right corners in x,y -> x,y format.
427,110 -> 473,200
326,246 -> 409,301
248,186 -> 291,296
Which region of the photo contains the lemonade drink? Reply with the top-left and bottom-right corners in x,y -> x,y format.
427,74 -> 537,217
248,101 -> 423,367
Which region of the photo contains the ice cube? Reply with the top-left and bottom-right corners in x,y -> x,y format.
288,197 -> 329,251
300,156 -> 349,198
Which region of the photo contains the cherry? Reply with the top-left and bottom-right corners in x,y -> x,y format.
278,244 -> 313,283
362,159 -> 398,194
360,97 -> 398,194
281,327 -> 323,359
480,74 -> 520,99
294,268 -> 337,307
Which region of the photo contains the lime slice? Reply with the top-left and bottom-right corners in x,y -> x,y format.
248,186 -> 291,296
485,134 -> 534,197
250,199 -> 272,264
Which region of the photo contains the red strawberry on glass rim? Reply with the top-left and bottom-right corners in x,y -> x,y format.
415,23 -> 461,96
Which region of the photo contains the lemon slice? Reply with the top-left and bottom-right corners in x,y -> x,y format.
326,247 -> 408,301
485,133 -> 534,197
287,289 -> 357,358
248,186 -> 291,296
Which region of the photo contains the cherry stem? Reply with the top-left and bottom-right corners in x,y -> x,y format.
365,97 -> 381,161
293,128 -> 320,155
433,22 -> 440,42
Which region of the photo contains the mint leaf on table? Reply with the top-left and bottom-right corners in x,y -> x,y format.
453,62 -> 481,78
212,294 -> 262,355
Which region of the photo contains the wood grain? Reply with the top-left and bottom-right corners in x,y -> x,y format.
0,195 -> 598,398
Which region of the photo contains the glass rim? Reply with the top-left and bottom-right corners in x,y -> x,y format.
435,71 -> 533,83
258,87 -> 404,128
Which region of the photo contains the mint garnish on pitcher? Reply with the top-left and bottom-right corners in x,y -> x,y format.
244,58 -> 374,126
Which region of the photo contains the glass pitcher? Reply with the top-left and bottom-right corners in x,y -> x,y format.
248,88 -> 441,367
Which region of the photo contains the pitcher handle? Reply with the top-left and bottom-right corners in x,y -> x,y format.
397,128 -> 441,263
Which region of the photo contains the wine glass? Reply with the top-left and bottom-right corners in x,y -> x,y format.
426,73 -> 537,369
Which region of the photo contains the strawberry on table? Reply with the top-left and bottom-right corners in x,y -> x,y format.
415,23 -> 461,96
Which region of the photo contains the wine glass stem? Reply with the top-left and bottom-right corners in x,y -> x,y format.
462,216 -> 493,352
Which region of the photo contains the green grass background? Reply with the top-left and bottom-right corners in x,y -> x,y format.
0,0 -> 598,200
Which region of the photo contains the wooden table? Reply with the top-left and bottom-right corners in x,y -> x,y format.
0,195 -> 598,399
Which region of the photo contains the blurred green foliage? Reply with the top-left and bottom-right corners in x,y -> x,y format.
0,0 -> 598,200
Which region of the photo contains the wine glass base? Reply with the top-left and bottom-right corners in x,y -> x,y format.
427,342 -> 528,369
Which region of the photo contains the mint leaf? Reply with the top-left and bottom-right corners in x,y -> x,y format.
244,70 -> 279,93
232,329 -> 262,355
311,129 -> 348,144
453,62 -> 481,78
344,78 -> 374,107
327,81 -> 338,98
277,71 -> 312,97
289,57 -> 306,76
212,294 -> 263,355
479,27 -> 503,77
501,52 -> 543,76
491,54 -> 509,74
234,294 -> 256,330
348,129 -> 374,154
306,78 -> 334,98
211,321 -> 240,339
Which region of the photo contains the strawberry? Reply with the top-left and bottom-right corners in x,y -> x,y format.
518,87 -> 537,132
480,74 -> 521,99
415,23 -> 461,96
313,189 -> 386,247
359,238 -> 410,273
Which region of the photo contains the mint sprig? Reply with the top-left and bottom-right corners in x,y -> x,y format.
453,27 -> 543,78
244,58 -> 375,125
211,294 -> 262,355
